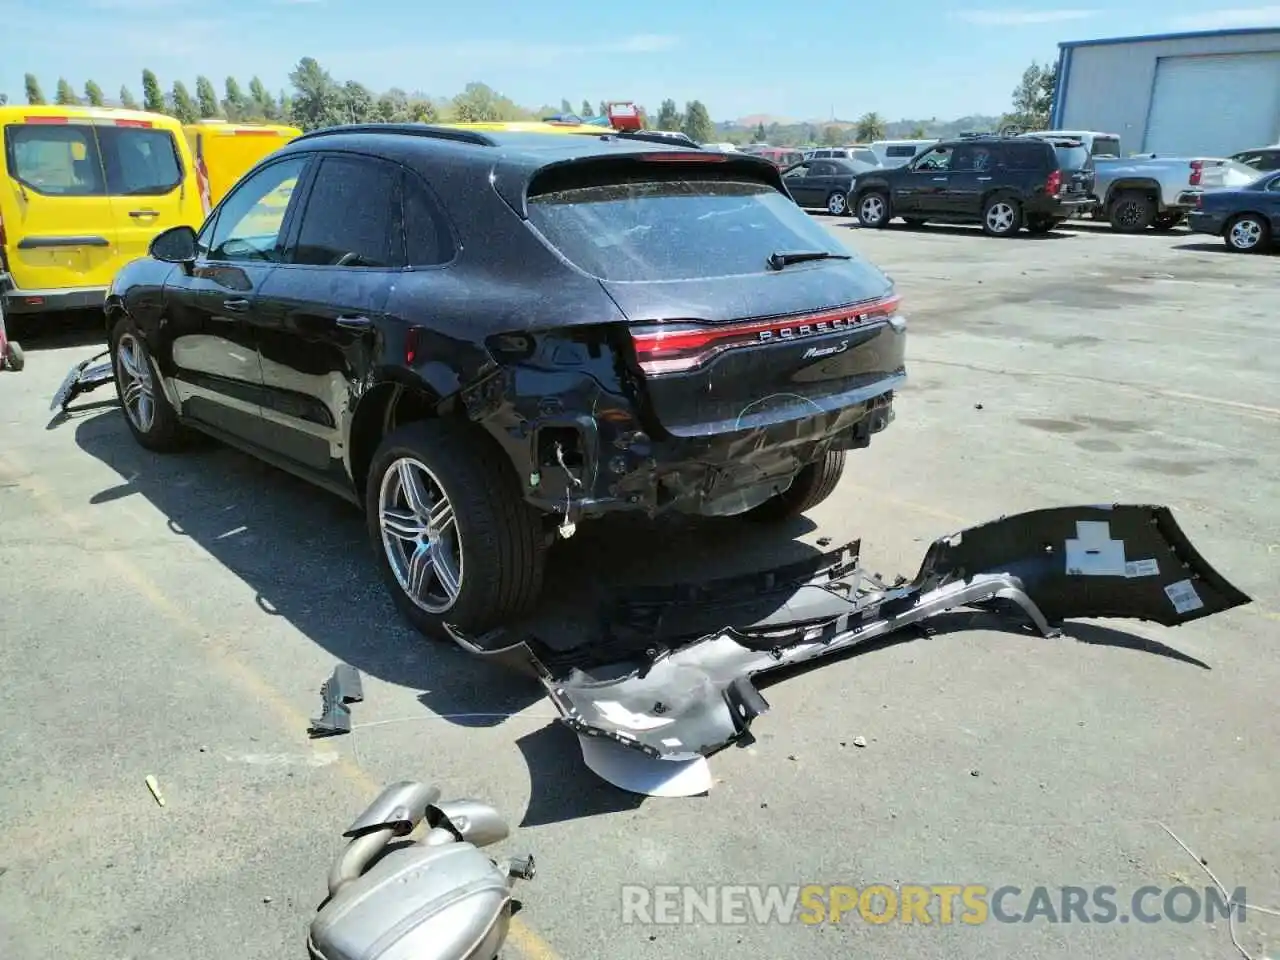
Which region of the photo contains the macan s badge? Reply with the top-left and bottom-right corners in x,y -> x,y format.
801,340 -> 849,360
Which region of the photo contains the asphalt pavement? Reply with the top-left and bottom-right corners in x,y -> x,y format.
1,216 -> 1277,960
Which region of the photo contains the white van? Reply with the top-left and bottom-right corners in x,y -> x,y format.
870,139 -> 937,167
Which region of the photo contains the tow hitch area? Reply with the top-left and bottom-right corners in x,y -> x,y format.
451,504 -> 1250,778
51,350 -> 113,413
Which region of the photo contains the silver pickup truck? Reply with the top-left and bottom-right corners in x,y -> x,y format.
1021,130 -> 1260,232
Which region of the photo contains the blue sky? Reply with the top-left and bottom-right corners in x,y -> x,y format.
2,0 -> 1279,122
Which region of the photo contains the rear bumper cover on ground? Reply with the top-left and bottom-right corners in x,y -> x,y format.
449,504 -> 1250,761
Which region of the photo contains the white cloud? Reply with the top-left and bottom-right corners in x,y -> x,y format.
952,8 -> 1098,25
1171,6 -> 1280,29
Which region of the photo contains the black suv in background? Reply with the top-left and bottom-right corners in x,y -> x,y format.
102,125 -> 907,639
851,135 -> 1095,236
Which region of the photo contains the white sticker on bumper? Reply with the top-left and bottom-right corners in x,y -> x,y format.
1065,520 -> 1127,576
1164,579 -> 1204,615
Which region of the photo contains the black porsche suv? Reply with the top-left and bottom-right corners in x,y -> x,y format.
851,135 -> 1095,235
103,124 -> 906,637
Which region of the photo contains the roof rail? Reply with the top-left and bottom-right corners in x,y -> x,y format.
291,123 -> 497,147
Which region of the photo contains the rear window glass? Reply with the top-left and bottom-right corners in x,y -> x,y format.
1000,142 -> 1050,170
1054,144 -> 1090,170
886,145 -> 919,158
852,149 -> 878,165
1092,138 -> 1121,157
5,124 -> 104,195
526,177 -> 851,282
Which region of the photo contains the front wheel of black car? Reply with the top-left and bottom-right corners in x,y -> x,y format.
982,198 -> 1023,237
856,191 -> 891,228
109,317 -> 191,452
365,419 -> 547,640
825,191 -> 848,216
744,450 -> 846,522
1224,214 -> 1270,253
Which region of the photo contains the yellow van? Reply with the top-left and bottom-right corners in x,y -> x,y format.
184,120 -> 300,215
0,104 -> 205,317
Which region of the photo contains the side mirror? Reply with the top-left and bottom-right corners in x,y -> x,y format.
149,225 -> 198,264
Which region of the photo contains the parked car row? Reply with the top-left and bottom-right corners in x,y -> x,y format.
781,131 -> 1278,251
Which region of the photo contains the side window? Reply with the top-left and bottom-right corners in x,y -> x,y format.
914,146 -> 952,171
98,127 -> 183,196
207,156 -> 308,262
4,123 -> 105,196
810,161 -> 834,177
783,163 -> 809,179
1261,152 -> 1280,172
290,155 -> 400,268
1267,176 -> 1280,192
950,146 -> 977,172
401,172 -> 456,267
1001,143 -> 1045,171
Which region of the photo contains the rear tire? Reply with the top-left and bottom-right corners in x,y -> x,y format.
1108,191 -> 1155,232
365,418 -> 547,640
1223,214 -> 1270,253
109,317 -> 191,452
982,197 -> 1023,237
856,191 -> 891,228
5,342 -> 23,371
744,450 -> 846,522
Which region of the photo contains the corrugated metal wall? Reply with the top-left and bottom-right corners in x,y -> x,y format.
1056,30 -> 1280,155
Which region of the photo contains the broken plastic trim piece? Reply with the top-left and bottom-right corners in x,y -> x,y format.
308,664 -> 364,738
51,350 -> 113,412
524,504 -> 1251,761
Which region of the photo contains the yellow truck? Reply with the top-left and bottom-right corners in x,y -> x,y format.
0,104 -> 296,319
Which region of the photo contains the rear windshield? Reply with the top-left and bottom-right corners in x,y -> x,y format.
885,145 -> 919,158
1054,144 -> 1091,170
526,177 -> 850,282
1092,137 -> 1121,157
4,123 -> 182,197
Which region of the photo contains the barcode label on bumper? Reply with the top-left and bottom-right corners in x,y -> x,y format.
1164,579 -> 1205,615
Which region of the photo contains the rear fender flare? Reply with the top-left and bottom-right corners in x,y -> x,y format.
347,369 -> 448,496
980,187 -> 1022,210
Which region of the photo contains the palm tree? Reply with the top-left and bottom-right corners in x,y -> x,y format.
855,111 -> 886,142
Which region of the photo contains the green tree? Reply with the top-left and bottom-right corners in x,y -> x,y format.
288,57 -> 345,131
377,88 -> 410,122
754,122 -> 767,142
342,80 -> 376,122
24,74 -> 45,105
0,93 -> 7,106
223,76 -> 249,121
559,98 -> 573,115
119,85 -> 139,109
248,77 -> 277,121
855,111 -> 886,141
580,99 -> 594,117
821,124 -> 844,146
1001,60 -> 1056,131
599,100 -> 608,117
195,76 -> 220,118
453,82 -> 505,122
680,100 -> 714,143
278,90 -> 294,124
171,81 -> 198,123
83,80 -> 105,106
408,99 -> 437,123
908,123 -> 927,138
142,70 -> 165,113
55,78 -> 80,106
655,98 -> 681,131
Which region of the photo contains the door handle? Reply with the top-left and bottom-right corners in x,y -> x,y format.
932,177 -> 948,182
977,176 -> 993,181
335,315 -> 372,329
129,209 -> 160,218
222,298 -> 250,313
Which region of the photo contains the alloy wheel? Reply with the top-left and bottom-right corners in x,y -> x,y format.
1229,217 -> 1263,251
986,202 -> 1016,234
115,332 -> 156,433
378,457 -> 464,614
827,192 -> 847,215
859,195 -> 884,223
1115,200 -> 1145,229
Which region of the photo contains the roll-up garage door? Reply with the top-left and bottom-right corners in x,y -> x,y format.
1143,52 -> 1280,157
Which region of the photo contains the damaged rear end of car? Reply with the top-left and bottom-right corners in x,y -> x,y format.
473,144 -> 906,525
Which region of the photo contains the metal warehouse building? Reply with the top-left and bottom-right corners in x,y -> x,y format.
1050,27 -> 1280,157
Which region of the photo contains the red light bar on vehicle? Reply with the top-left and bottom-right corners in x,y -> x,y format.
113,118 -> 154,128
630,295 -> 901,376
24,115 -> 69,124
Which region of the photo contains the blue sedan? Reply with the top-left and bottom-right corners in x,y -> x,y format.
1187,170 -> 1280,253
